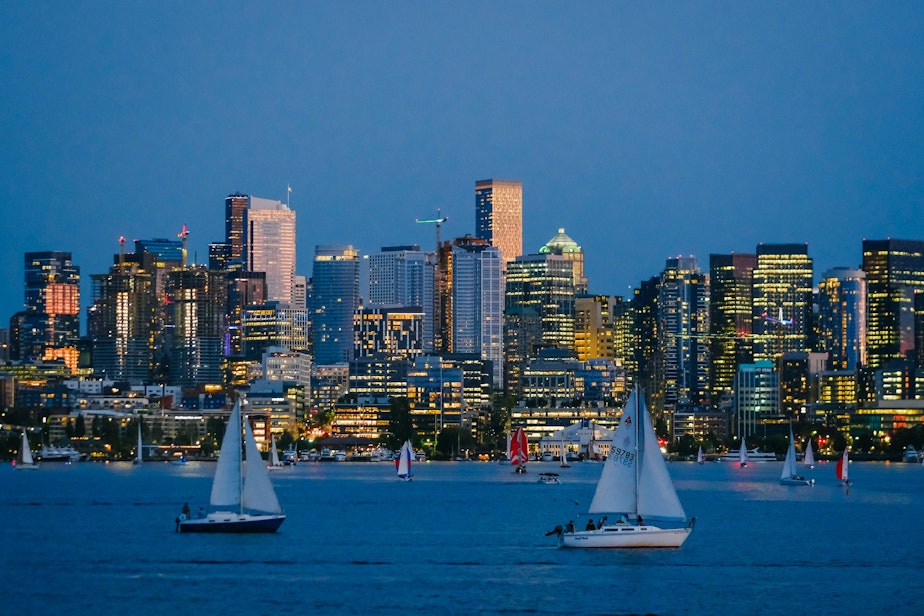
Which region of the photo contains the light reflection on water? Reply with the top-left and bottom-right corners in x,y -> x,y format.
2,459 -> 922,614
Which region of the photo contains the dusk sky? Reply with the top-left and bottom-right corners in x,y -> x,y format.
3,2 -> 924,326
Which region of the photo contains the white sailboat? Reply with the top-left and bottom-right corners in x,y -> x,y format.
14,429 -> 39,470
396,439 -> 413,481
780,426 -> 813,485
133,421 -> 143,465
739,437 -> 749,467
267,433 -> 284,470
560,434 -> 571,468
696,445 -> 706,465
803,437 -> 815,469
558,388 -> 694,548
179,400 -> 285,533
836,447 -> 850,488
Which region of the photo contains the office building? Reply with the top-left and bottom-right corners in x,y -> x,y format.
817,267 -> 867,370
368,245 -> 436,351
708,253 -> 756,400
247,197 -> 296,305
165,266 -> 226,386
16,251 -> 81,372
539,228 -> 588,293
451,240 -> 504,387
658,256 -> 709,409
752,243 -> 813,363
312,245 -> 360,365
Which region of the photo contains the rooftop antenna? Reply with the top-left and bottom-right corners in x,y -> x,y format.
287,184 -> 292,208
118,236 -> 126,270
178,224 -> 189,267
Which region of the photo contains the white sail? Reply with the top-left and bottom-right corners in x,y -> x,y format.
697,446 -> 705,465
588,389 -> 686,521
803,438 -> 815,467
269,433 -> 282,467
242,416 -> 283,514
136,422 -> 143,464
781,427 -> 799,480
397,440 -> 413,478
739,437 -> 749,465
20,429 -> 35,466
210,401 -> 243,510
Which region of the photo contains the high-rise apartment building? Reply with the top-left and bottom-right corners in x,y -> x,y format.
15,251 -> 81,372
247,197 -> 296,306
225,193 -> 249,264
862,239 -> 924,369
733,360 -> 779,438
451,241 -> 504,387
574,295 -> 623,362
312,245 -> 360,365
752,243 -> 813,363
539,228 -> 588,293
165,266 -> 226,386
817,267 -> 867,370
354,305 -> 424,360
475,179 -> 522,264
708,253 -> 756,400
658,256 -> 709,409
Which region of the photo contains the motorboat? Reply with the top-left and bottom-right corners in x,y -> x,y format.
39,443 -> 83,463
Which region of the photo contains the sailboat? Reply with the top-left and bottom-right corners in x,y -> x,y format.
510,427 -> 528,473
133,421 -> 143,465
780,426 -> 813,485
560,434 -> 571,469
739,437 -> 749,467
14,429 -> 39,470
396,439 -> 413,481
267,433 -> 284,470
803,437 -> 815,469
558,388 -> 694,548
179,400 -> 285,533
836,447 -> 850,487
696,445 -> 706,465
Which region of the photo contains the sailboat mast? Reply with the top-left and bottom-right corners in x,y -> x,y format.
635,389 -> 641,518
239,405 -> 245,515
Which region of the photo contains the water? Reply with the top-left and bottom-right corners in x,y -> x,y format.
2,459 -> 922,615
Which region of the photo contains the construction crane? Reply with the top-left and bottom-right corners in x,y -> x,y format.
416,209 -> 448,252
177,224 -> 189,267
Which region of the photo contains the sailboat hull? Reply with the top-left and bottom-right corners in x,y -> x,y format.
179,512 -> 286,533
561,524 -> 692,548
780,476 -> 814,486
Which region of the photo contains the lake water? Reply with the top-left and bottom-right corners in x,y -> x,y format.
2,458 -> 922,615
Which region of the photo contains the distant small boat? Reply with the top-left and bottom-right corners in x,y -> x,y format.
696,446 -> 706,465
14,429 -> 39,470
396,440 -> 414,481
133,422 -> 143,466
538,472 -> 560,485
560,435 -> 571,469
509,427 -> 528,474
178,400 -> 285,533
780,426 -> 813,486
267,433 -> 284,470
803,437 -> 815,469
836,447 -> 850,487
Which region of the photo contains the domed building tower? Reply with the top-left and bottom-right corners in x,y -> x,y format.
539,228 -> 588,293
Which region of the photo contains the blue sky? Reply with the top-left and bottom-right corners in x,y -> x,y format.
2,2 -> 924,326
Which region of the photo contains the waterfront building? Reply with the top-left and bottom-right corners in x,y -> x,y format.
708,253 -> 756,402
539,228 -> 588,293
658,256 -> 709,410
530,417 -> 620,460
733,360 -> 779,438
13,251 -> 81,372
312,245 -> 360,365
817,267 -> 867,370
862,239 -> 924,369
310,363 -> 349,418
671,403 -> 730,443
779,351 -> 828,418
331,396 -> 392,440
246,378 -> 300,438
452,240 -> 504,387
407,355 -> 464,443
752,243 -> 814,363
348,357 -> 411,400
475,178 -> 522,264
246,197 -> 296,306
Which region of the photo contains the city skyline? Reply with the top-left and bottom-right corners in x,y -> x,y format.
3,3 -> 924,324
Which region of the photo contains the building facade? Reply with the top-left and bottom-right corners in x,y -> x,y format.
475,178 -> 523,264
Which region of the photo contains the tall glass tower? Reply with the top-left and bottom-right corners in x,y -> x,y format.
658,256 -> 708,409
752,243 -> 813,363
18,251 -> 81,371
312,245 -> 359,365
817,267 -> 867,370
475,179 -> 522,264
452,241 -> 504,387
709,253 -> 756,400
247,196 -> 296,306
862,239 -> 924,369
368,245 -> 436,351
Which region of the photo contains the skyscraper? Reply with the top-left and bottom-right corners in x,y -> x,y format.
539,228 -> 588,293
312,245 -> 360,365
658,256 -> 708,409
709,253 -> 757,400
817,267 -> 867,370
862,239 -> 924,369
225,193 -> 249,264
16,251 -> 81,372
475,179 -> 523,264
752,243 -> 813,363
247,197 -> 296,306
368,245 -> 436,351
451,240 -> 504,387
165,266 -> 227,386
